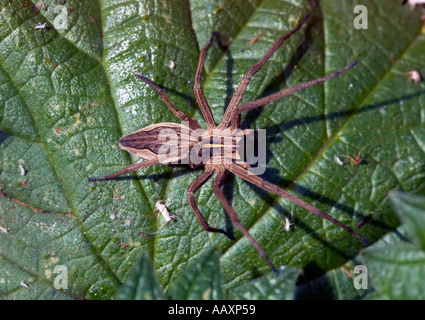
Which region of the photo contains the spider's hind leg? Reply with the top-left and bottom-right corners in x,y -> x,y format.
213,169 -> 278,273
225,164 -> 369,245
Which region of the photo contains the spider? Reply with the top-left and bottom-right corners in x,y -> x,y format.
88,15 -> 368,272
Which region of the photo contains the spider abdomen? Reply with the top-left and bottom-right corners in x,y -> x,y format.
118,122 -> 197,164
118,123 -> 250,167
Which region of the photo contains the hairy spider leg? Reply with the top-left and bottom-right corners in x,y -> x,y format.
88,158 -> 159,181
194,32 -> 217,129
225,164 -> 369,245
213,169 -> 278,273
136,74 -> 201,130
234,62 -> 358,120
220,14 -> 310,129
187,168 -> 235,240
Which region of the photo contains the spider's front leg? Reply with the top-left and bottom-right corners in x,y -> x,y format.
234,62 -> 358,118
135,74 -> 201,130
220,14 -> 310,129
187,168 -> 235,240
213,169 -> 278,273
194,32 -> 217,129
88,158 -> 159,181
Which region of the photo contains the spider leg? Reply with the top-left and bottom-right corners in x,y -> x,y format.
88,158 -> 159,181
220,14 -> 310,129
232,113 -> 241,130
187,168 -> 235,240
194,32 -> 217,129
214,169 -> 278,273
225,164 -> 369,245
136,74 -> 201,130
235,62 -> 358,116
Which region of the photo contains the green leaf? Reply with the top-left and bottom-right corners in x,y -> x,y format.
359,192 -> 425,300
298,236 -> 425,300
390,192 -> 425,250
0,195 -> 118,299
1,0 -> 425,299
167,248 -> 224,300
362,243 -> 425,300
295,259 -> 371,300
228,266 -> 299,300
295,196 -> 423,300
115,254 -> 165,300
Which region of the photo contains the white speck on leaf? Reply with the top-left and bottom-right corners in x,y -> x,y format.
34,23 -> 48,30
407,70 -> 422,83
19,164 -> 26,176
166,60 -> 176,70
284,213 -> 294,231
334,155 -> 344,166
156,200 -> 174,222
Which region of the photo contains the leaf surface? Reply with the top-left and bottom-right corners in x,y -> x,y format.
1,0 -> 424,298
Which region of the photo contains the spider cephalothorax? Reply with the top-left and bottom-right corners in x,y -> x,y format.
88,15 -> 368,272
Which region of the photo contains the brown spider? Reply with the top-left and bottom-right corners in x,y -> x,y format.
88,15 -> 368,272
